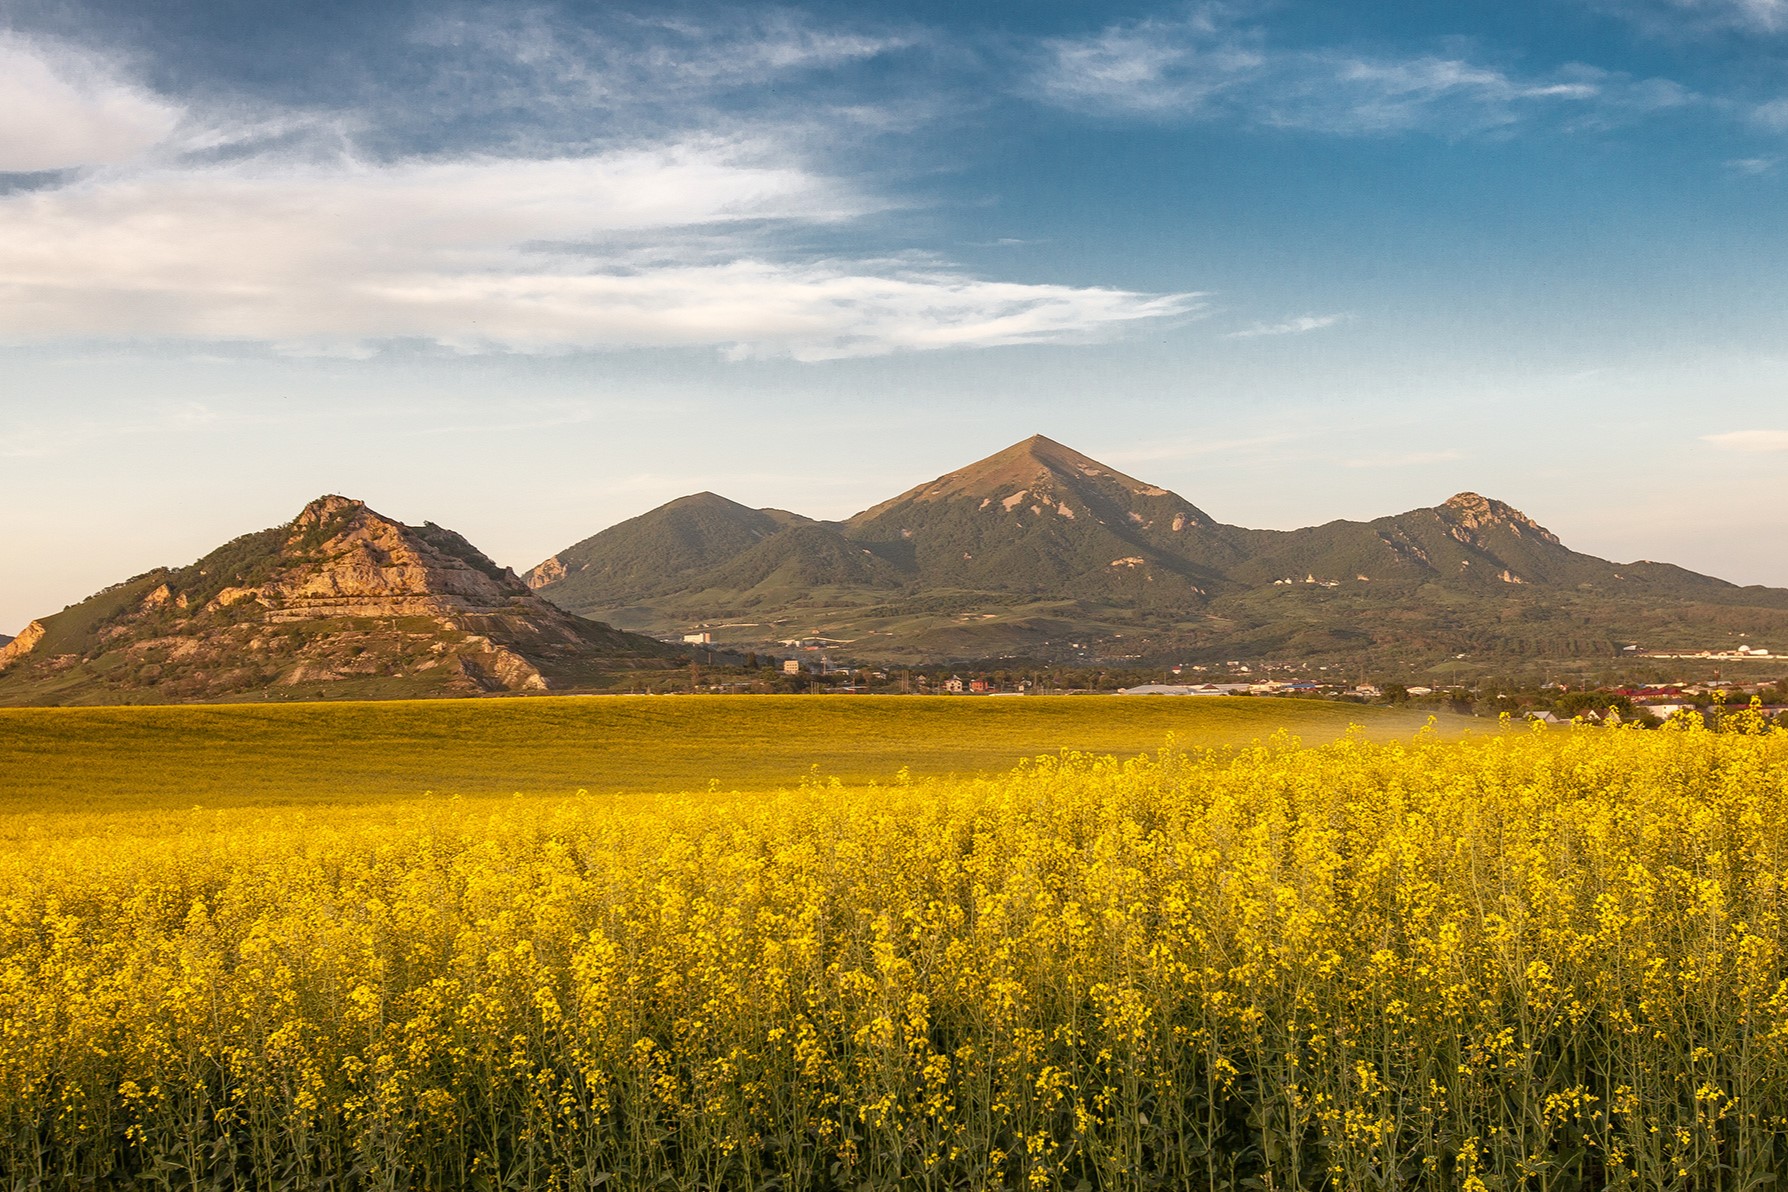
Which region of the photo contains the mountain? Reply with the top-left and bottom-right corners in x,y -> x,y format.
526,492 -> 812,609
527,435 -> 1788,670
0,495 -> 680,706
843,435 -> 1251,601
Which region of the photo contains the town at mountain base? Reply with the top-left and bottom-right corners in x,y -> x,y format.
528,435 -> 1788,669
0,496 -> 682,707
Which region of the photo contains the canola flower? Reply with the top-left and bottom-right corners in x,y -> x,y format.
2,713 -> 1786,1190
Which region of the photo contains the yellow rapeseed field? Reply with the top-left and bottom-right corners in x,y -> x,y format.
3,712 -> 1786,1190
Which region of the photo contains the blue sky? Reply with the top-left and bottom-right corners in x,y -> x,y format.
2,0 -> 1786,634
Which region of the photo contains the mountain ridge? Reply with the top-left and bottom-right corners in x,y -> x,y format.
526,435 -> 1788,666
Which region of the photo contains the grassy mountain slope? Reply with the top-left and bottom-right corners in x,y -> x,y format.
526,492 -> 811,613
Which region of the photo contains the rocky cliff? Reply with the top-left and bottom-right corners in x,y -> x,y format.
0,496 -> 681,705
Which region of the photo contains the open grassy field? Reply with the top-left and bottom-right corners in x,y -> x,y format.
0,693 -> 1448,814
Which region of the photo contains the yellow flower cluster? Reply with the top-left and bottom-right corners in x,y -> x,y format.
3,718 -> 1786,1189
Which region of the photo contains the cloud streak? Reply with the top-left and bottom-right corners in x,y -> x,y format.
1032,12 -> 1694,136
1342,449 -> 1465,468
1702,429 -> 1788,451
1226,314 -> 1346,339
1596,0 -> 1788,35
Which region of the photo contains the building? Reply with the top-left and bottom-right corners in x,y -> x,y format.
781,659 -> 803,675
682,631 -> 712,645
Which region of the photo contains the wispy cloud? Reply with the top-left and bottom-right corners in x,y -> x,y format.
1751,97 -> 1788,130
1031,11 -> 1694,136
1225,313 -> 1346,339
1702,428 -> 1788,451
1101,433 -> 1298,465
1342,449 -> 1465,468
0,33 -> 182,172
0,32 -> 1197,361
1726,155 -> 1778,173
1034,10 -> 1264,117
388,7 -> 930,157
1594,0 -> 1788,35
416,8 -> 912,100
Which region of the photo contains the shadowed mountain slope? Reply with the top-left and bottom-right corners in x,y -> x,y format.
0,496 -> 679,705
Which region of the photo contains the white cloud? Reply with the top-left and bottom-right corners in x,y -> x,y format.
1102,434 -> 1296,464
1752,97 -> 1788,130
1033,14 -> 1691,135
1702,429 -> 1788,451
0,33 -> 183,172
1690,0 -> 1788,27
0,137 -> 1199,359
1726,155 -> 1778,173
1035,13 -> 1263,115
401,7 -> 921,150
1599,0 -> 1788,34
1225,314 -> 1346,339
1343,449 -> 1465,468
0,21 -> 1197,360
418,8 -> 909,98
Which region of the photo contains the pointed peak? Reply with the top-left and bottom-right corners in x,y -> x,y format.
991,434 -> 1094,467
295,494 -> 368,526
1440,492 -> 1561,544
1443,491 -> 1519,520
847,435 -> 1204,526
665,491 -> 752,512
939,435 -> 1144,493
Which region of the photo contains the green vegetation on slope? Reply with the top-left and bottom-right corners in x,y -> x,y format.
0,694 -> 1449,814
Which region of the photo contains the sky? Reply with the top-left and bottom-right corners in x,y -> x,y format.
2,0 -> 1787,634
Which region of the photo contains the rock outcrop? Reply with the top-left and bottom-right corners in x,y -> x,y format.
0,622 -> 43,670
0,496 -> 681,706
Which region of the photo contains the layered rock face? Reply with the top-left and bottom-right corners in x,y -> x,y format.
0,496 -> 679,705
220,495 -> 546,622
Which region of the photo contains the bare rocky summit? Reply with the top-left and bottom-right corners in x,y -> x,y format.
0,496 -> 679,705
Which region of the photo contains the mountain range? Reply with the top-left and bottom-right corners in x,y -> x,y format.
526,435 -> 1788,669
4,435 -> 1784,706
0,495 -> 678,705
